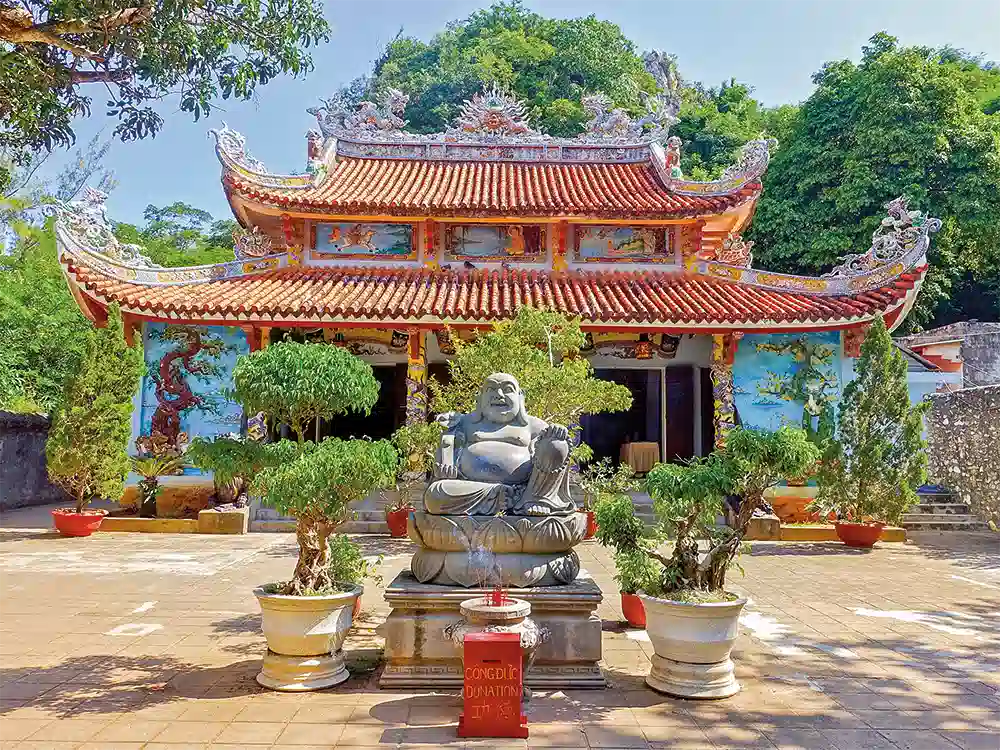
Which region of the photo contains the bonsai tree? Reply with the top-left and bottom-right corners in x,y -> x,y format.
386,422 -> 443,516
430,307 -> 632,459
130,454 -> 187,517
580,457 -> 638,511
186,435 -> 298,507
46,304 -> 145,513
230,341 -> 398,595
810,316 -> 929,525
600,427 -> 818,600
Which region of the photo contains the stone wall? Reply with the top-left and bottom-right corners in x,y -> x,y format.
925,385 -> 1000,525
0,411 -> 68,510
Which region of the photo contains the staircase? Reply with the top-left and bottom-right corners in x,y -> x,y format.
901,489 -> 989,531
629,492 -> 659,528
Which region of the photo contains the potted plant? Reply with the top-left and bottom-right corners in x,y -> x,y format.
593,491 -> 657,628
326,533 -> 384,618
130,453 -> 187,517
607,427 -> 817,698
387,422 -> 442,537
46,304 -> 145,536
225,340 -> 398,691
809,317 -> 928,548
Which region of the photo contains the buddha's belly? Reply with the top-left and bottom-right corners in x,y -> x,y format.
460,441 -> 532,484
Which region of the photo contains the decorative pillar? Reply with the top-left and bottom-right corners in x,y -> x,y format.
260,327 -> 271,349
405,330 -> 428,425
122,313 -> 140,347
281,213 -> 302,266
243,326 -> 263,352
710,333 -> 741,449
423,219 -> 439,269
843,323 -> 870,358
553,220 -> 569,272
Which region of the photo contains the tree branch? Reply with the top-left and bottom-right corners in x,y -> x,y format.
70,69 -> 131,84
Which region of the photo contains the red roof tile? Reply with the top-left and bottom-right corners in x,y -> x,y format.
226,158 -> 759,219
64,260 -> 922,330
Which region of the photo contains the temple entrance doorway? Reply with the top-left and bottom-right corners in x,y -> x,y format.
581,369 -> 663,470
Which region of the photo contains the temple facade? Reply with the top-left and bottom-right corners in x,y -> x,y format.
54,79 -> 940,483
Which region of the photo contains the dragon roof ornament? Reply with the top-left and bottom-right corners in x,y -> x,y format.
210,123 -> 312,189
232,225 -> 274,261
47,187 -> 156,267
824,196 -> 941,279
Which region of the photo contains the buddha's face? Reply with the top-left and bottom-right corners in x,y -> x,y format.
479,375 -> 521,424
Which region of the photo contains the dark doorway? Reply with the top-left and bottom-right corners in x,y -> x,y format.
581,369 -> 662,465
321,364 -> 406,441
664,366 -> 695,462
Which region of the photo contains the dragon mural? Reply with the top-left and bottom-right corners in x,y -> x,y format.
139,325 -> 239,452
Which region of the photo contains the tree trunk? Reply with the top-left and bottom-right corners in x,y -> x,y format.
75,485 -> 87,514
286,514 -> 336,595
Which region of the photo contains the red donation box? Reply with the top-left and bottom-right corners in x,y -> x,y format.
458,632 -> 527,738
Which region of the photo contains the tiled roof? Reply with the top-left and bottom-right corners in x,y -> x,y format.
226,158 -> 759,219
64,259 -> 925,330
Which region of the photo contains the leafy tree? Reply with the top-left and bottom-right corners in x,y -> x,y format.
113,202 -> 237,267
357,1 -> 656,136
809,317 -> 929,526
430,307 -> 632,458
749,33 -> 1000,328
0,0 -> 329,166
0,223 -> 92,412
228,341 -> 397,595
598,427 -> 818,599
186,435 -> 299,508
45,304 -> 145,512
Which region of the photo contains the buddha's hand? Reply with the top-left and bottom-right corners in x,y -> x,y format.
539,424 -> 569,442
434,462 -> 460,480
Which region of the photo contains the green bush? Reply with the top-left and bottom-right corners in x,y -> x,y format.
45,304 -> 144,512
327,534 -> 383,589
227,341 -> 397,595
596,427 -> 818,600
810,317 -> 929,525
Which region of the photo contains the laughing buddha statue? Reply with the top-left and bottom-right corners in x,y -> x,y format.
424,373 -> 575,516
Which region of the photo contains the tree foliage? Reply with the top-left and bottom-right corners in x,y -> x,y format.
112,202 -> 237,267
226,341 -> 395,595
0,0 -> 329,165
810,317 -> 928,525
430,307 -> 633,447
45,303 -> 145,512
0,223 -> 92,412
749,33 -> 1000,328
356,0 -> 656,137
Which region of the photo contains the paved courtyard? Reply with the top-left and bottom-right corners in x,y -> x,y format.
0,507 -> 998,750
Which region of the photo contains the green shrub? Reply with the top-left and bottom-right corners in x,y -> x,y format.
46,304 -> 144,512
810,317 -> 929,525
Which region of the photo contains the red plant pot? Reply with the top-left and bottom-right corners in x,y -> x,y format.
621,592 -> 646,628
835,522 -> 885,548
51,508 -> 107,537
386,508 -> 410,538
352,596 -> 362,619
584,510 -> 598,540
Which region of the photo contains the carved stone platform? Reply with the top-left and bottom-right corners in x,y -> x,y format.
407,511 -> 587,587
379,570 -> 605,689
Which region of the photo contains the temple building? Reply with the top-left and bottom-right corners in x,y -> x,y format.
54,80 -> 940,492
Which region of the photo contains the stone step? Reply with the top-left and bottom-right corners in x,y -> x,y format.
902,518 -> 990,531
915,491 -> 958,502
911,502 -> 973,515
902,512 -> 981,523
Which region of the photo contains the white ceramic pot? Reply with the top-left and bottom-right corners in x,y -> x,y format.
639,592 -> 748,699
254,584 -> 362,691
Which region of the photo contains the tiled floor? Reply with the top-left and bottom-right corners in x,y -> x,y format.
0,505 -> 997,749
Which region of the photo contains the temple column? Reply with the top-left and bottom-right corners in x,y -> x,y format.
281,213 -> 303,266
710,333 -> 740,449
405,330 -> 428,425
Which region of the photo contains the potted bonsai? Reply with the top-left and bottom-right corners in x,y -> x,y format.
809,317 -> 928,548
225,340 -> 397,691
46,304 -> 144,536
609,427 -> 817,698
387,422 -> 442,538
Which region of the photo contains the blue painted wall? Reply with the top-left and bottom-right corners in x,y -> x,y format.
733,331 -> 843,431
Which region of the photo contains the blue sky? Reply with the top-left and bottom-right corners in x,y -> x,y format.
39,0 -> 1000,225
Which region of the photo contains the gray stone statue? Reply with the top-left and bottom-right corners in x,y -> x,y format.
425,373 -> 575,516
407,373 -> 587,587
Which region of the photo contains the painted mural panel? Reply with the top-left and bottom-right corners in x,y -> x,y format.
314,222 -> 414,257
732,332 -> 841,431
445,224 -> 545,260
575,225 -> 671,262
138,324 -> 248,472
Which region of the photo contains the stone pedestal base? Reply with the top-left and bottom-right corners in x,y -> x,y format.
744,514 -> 781,541
646,655 -> 739,699
257,650 -> 349,691
379,571 -> 605,689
